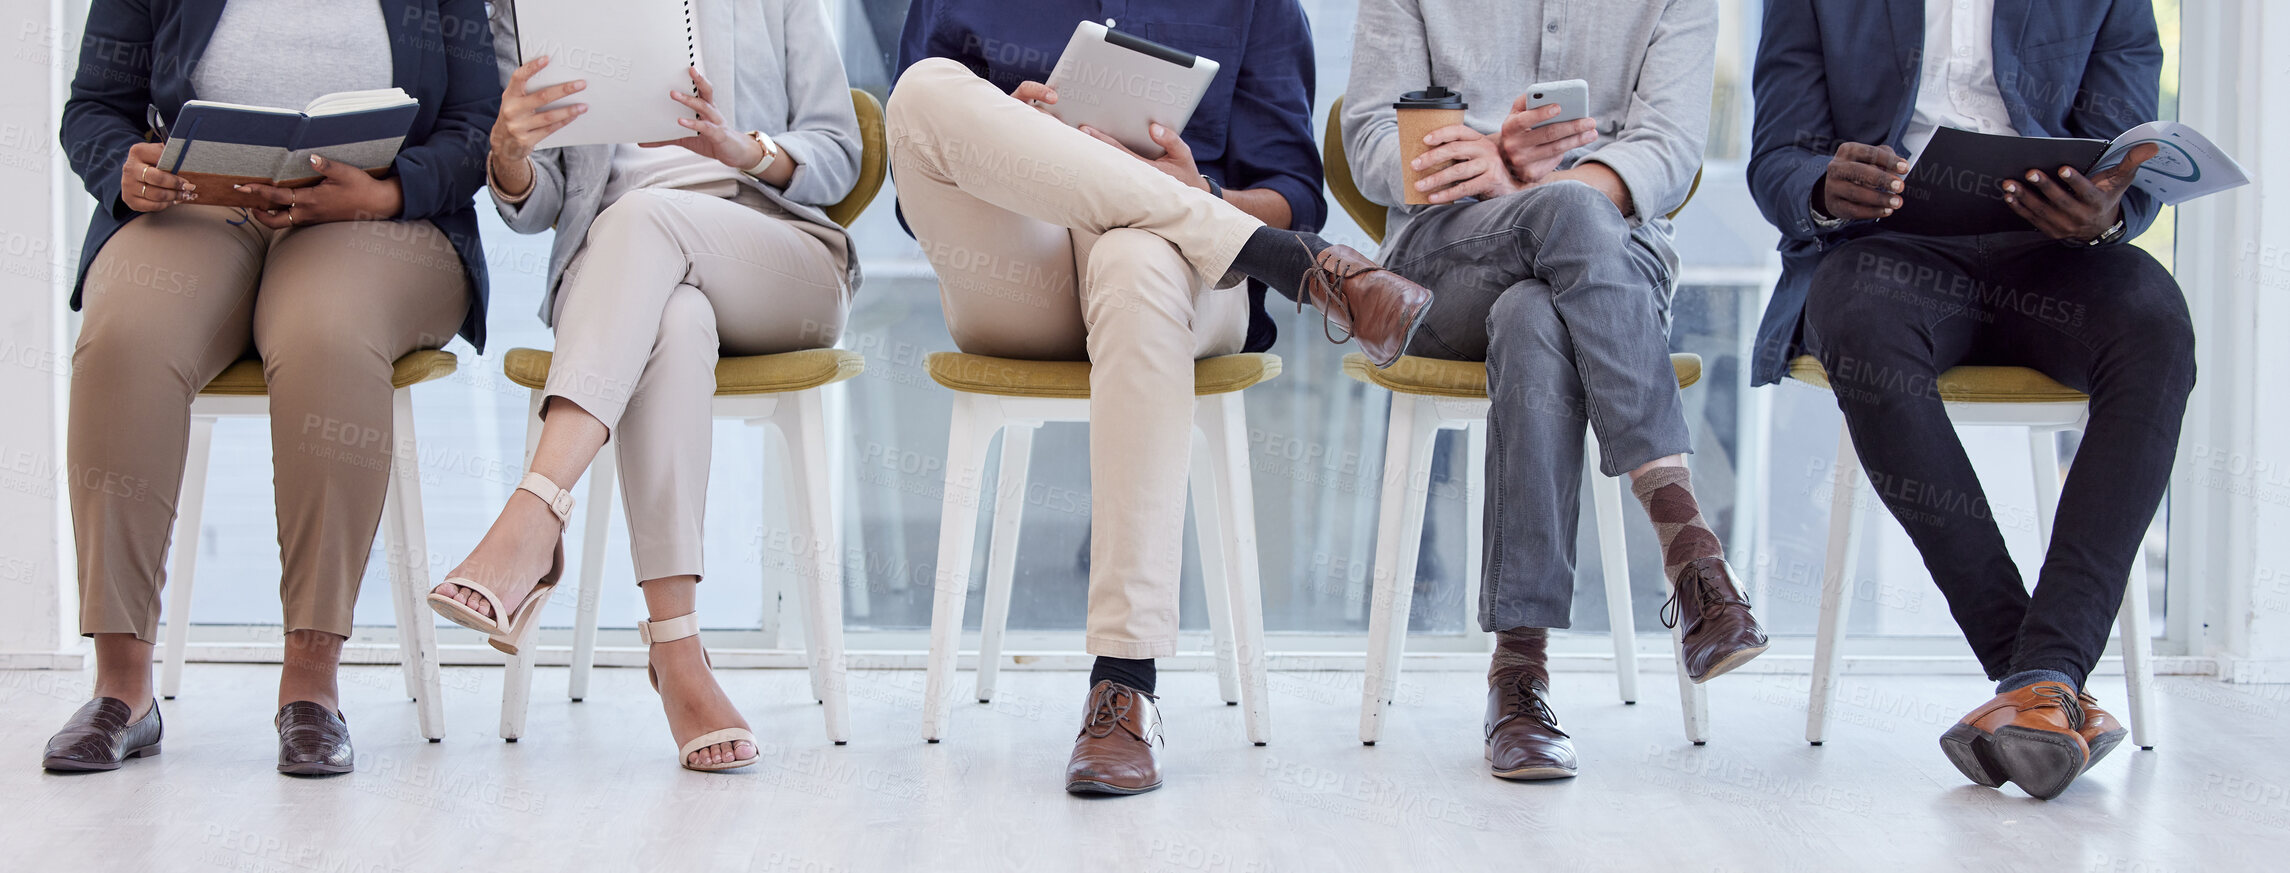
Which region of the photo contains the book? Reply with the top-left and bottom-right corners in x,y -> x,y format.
156,88 -> 419,211
1887,121 -> 2250,236
510,0 -> 705,148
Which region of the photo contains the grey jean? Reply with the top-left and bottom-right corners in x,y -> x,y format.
1380,181 -> 1690,631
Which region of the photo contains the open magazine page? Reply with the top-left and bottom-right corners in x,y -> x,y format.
2100,120 -> 2251,205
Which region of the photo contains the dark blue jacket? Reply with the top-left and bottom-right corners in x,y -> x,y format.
1746,0 -> 2163,385
895,0 -> 1326,354
62,0 -> 500,351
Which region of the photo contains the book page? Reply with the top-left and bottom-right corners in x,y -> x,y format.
2100,120 -> 2251,206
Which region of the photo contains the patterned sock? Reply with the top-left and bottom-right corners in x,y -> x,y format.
1631,465 -> 1725,581
1489,627 -> 1550,686
1089,656 -> 1156,695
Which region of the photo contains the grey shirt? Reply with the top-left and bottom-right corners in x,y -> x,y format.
195,0 -> 394,107
1340,0 -> 1716,248
490,0 -> 866,325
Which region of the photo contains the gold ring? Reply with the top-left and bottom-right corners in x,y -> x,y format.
287,206 -> 297,226
138,183 -> 148,199
139,166 -> 151,185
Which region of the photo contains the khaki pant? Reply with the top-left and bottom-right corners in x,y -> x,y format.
71,206 -> 469,642
888,58 -> 1263,658
545,186 -> 848,582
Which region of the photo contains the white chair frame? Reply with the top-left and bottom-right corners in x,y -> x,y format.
1359,392 -> 1711,746
497,384 -> 853,744
1806,396 -> 2156,749
921,390 -> 1272,745
160,387 -> 446,741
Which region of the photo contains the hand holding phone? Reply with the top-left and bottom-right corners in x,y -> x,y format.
1499,79 -> 1597,185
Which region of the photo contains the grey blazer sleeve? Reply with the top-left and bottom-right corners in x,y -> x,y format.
487,0 -> 570,233
770,0 -> 862,207
1341,0 -> 1432,208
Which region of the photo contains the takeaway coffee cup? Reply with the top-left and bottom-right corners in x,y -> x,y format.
1394,86 -> 1468,205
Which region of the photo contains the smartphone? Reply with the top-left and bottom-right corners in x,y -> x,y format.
1523,79 -> 1589,129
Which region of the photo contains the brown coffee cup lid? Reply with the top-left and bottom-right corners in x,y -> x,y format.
1394,86 -> 1466,110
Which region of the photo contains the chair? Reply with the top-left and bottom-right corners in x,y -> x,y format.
158,351 -> 458,742
1791,357 -> 2156,750
920,352 -> 1282,746
492,88 -> 890,743
1322,97 -> 1715,744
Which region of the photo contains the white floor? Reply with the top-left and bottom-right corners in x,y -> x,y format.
6,663 -> 2287,871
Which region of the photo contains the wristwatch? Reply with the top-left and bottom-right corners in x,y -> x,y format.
1200,174 -> 1223,198
742,130 -> 782,177
2078,217 -> 2128,247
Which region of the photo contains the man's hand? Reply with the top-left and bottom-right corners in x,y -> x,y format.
1818,142 -> 1909,221
2000,142 -> 2158,242
1012,81 -> 1060,114
238,154 -> 403,228
1415,125 -> 1523,205
1079,122 -> 1209,193
1497,96 -> 1598,185
119,142 -> 194,212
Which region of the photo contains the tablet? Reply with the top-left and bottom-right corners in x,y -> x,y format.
1040,20 -> 1220,159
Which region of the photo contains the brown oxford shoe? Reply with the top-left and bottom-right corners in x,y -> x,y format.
1295,244 -> 1433,368
1064,680 -> 1163,795
1940,682 -> 2092,800
1485,669 -> 1577,780
2076,692 -> 2131,772
1663,557 -> 1769,683
42,697 -> 162,772
276,701 -> 354,776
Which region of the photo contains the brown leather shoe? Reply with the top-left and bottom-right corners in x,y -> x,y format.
1296,244 -> 1433,369
42,697 -> 161,771
1661,557 -> 1769,682
1940,682 -> 2092,799
1485,669 -> 1576,780
276,701 -> 354,776
1064,680 -> 1162,795
2076,692 -> 2130,772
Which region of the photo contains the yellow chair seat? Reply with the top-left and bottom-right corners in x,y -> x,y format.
926,352 -> 1282,399
502,347 -> 865,396
1787,355 -> 2087,404
198,350 -> 458,397
1342,352 -> 1702,398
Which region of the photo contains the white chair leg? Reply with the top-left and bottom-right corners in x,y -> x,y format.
778,389 -> 851,744
923,394 -> 999,742
1808,424 -> 1869,745
2119,543 -> 2157,749
2028,430 -> 2062,548
1199,392 -> 1270,744
1189,425 -> 1242,706
159,415 -> 217,700
567,434 -> 614,704
385,389 -> 446,740
1464,420 -> 1492,654
1588,441 -> 1640,706
974,423 -> 1036,705
1360,395 -> 1437,744
502,391 -> 549,741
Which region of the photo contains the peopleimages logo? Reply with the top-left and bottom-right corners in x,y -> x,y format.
1065,60 -> 1194,107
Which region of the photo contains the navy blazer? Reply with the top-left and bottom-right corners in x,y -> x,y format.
62,0 -> 501,351
1745,0 -> 2163,386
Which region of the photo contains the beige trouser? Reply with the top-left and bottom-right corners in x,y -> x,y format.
888,57 -> 1265,658
545,186 -> 849,581
71,206 -> 469,642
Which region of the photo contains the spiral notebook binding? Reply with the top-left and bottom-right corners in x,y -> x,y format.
684,0 -> 701,112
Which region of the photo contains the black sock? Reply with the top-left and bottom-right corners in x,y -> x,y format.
1089,656 -> 1157,695
1230,226 -> 1331,303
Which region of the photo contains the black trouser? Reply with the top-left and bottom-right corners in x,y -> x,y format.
1802,231 -> 2195,688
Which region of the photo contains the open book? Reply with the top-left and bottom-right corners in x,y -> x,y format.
1888,121 -> 2249,236
156,88 -> 419,211
511,0 -> 705,147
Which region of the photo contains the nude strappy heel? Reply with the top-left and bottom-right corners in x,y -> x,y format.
427,471 -> 572,655
640,612 -> 758,772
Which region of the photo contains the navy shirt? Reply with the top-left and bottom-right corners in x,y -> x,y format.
896,0 -> 1326,354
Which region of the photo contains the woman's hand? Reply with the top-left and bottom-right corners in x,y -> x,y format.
638,67 -> 765,170
489,56 -> 587,198
119,142 -> 194,212
1079,122 -> 1209,194
237,154 -> 404,228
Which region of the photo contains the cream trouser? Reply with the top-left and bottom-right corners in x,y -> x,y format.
888,57 -> 1266,658
71,206 -> 469,642
545,186 -> 849,581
